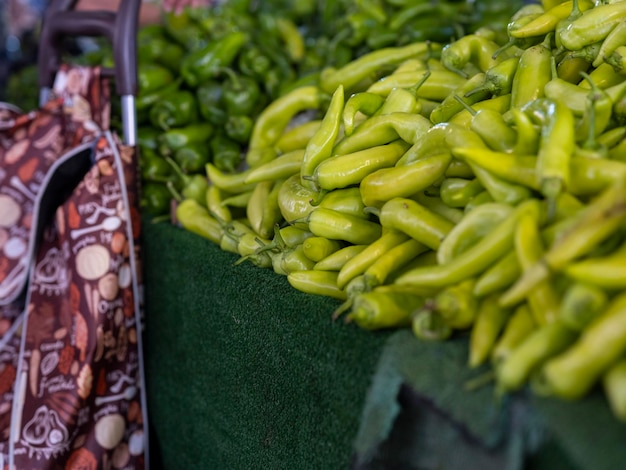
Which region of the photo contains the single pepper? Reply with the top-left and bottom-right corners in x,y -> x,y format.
347,289 -> 426,330
247,86 -> 322,161
363,237 -> 428,289
316,187 -> 368,219
366,69 -> 467,102
275,120 -> 322,154
413,192 -> 465,225
205,184 -> 232,223
510,34 -> 553,110
149,89 -> 198,131
165,156 -> 208,207
434,279 -> 479,330
136,78 -> 181,113
140,181 -> 172,216
378,198 -> 454,251
343,92 -> 387,136
237,46 -> 272,80
564,245 -> 626,290
603,359 -> 626,422
210,134 -> 243,174
244,149 -> 304,184
314,245 -> 369,272
333,112 -> 432,155
441,34 -> 503,78
137,63 -> 174,96
140,147 -> 173,182
514,207 -> 560,326
175,198 -> 224,245
174,142 -> 211,174
220,67 -> 261,116
439,177 -> 485,209
359,152 -> 452,209
319,41 -> 436,94
301,85 -> 345,190
287,270 -> 347,300
247,179 -> 284,239
180,30 -> 249,88
225,115 -> 254,144
158,123 -> 214,154
474,251 -> 521,298
306,207 -> 382,245
302,237 -> 343,263
469,293 -> 511,368
491,303 -> 537,368
594,20 -> 626,68
313,140 -> 410,192
559,281 -> 608,331
196,81 -> 227,126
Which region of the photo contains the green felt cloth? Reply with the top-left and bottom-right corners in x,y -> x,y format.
142,219 -> 391,469
142,219 -> 626,470
354,330 -> 626,470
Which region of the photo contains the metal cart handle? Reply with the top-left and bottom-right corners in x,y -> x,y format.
37,0 -> 141,145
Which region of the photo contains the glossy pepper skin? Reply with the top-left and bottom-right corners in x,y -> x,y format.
210,134 -> 242,173
181,31 -> 249,88
221,68 -> 261,116
149,90 -> 199,131
196,81 -> 227,126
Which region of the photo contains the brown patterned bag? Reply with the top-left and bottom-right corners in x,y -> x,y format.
0,63 -> 147,469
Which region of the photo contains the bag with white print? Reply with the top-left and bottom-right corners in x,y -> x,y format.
0,17 -> 148,470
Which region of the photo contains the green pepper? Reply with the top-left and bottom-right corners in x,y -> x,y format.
158,123 -> 214,154
137,63 -> 174,95
165,156 -> 208,207
140,147 -> 173,182
196,81 -> 228,126
181,30 -> 249,88
174,142 -> 211,174
237,46 -> 272,80
163,11 -> 208,51
157,42 -> 185,72
225,115 -> 254,144
136,79 -> 182,113
149,89 -> 198,131
141,182 -> 172,216
210,134 -> 242,173
221,67 -> 261,116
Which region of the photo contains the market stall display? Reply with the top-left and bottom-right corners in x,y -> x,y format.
6,0 -> 626,468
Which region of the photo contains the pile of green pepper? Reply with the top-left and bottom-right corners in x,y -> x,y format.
172,0 -> 626,424
129,0 -> 522,217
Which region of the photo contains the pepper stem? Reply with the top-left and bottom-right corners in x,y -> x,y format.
452,94 -> 477,116
309,188 -> 329,206
219,66 -> 242,90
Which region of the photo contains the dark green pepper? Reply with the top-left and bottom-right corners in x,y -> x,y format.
237,46 -> 272,81
137,63 -> 174,95
196,81 -> 227,126
180,30 -> 249,88
225,114 -> 254,144
210,134 -> 242,173
141,182 -> 172,216
158,123 -> 214,153
174,142 -> 211,174
136,79 -> 181,113
140,147 -> 173,182
221,67 -> 261,116
165,156 -> 208,207
149,90 -> 198,131
137,126 -> 162,151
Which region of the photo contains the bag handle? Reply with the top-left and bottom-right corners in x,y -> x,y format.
37,0 -> 141,145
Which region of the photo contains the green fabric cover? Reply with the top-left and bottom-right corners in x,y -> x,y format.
142,219 -> 390,469
142,219 -> 626,470
354,330 -> 626,470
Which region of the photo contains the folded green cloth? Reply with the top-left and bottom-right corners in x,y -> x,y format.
354,330 -> 626,470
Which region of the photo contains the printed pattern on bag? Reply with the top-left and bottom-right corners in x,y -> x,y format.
0,66 -> 110,306
12,132 -> 145,469
0,65 -> 147,469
